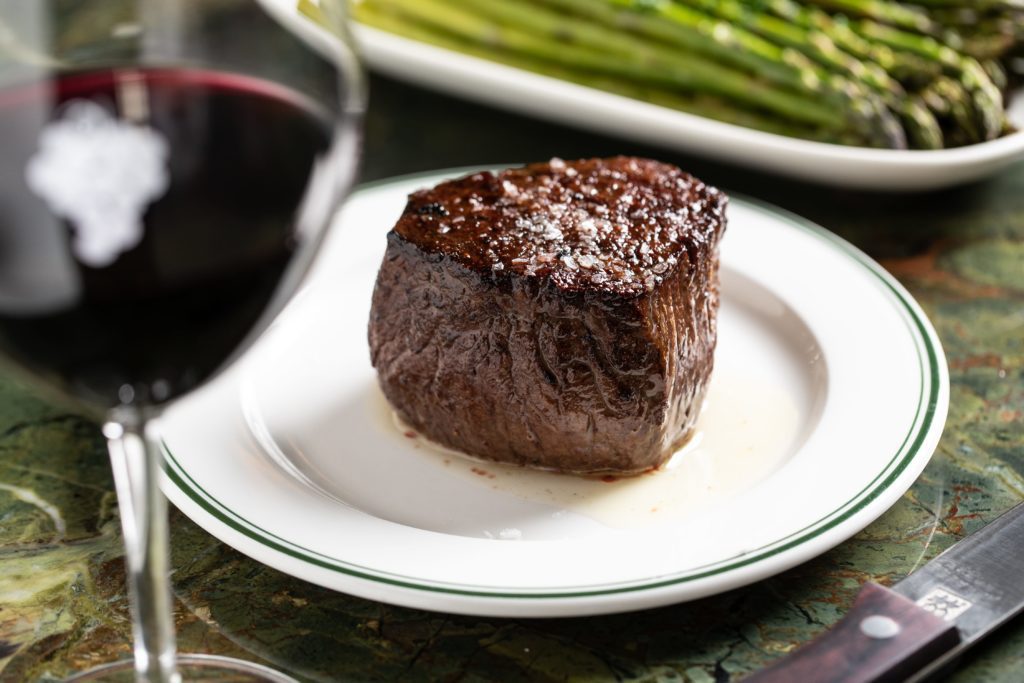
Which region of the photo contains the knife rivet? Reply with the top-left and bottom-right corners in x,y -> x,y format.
860,615 -> 900,639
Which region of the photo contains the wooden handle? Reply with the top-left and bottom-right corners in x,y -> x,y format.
744,583 -> 960,683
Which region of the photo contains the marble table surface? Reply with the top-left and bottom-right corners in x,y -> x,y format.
2,74 -> 1023,682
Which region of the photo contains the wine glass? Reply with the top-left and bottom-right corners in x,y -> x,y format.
0,1 -> 362,680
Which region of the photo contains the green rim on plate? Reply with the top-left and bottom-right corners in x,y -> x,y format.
163,170 -> 943,599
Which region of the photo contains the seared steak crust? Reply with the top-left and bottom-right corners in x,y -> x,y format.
369,157 -> 726,475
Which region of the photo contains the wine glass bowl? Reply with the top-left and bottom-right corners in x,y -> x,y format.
0,1 -> 360,409
0,1 -> 362,680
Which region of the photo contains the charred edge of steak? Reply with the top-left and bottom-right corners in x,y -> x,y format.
393,156 -> 726,297
369,157 -> 726,475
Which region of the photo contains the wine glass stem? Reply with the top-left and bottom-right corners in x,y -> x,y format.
105,409 -> 180,683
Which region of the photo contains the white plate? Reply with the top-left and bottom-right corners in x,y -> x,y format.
350,25 -> 1024,191
159,169 -> 949,617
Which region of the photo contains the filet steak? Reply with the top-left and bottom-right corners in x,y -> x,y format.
368,157 -> 726,475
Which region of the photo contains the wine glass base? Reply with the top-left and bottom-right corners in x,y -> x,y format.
63,653 -> 299,682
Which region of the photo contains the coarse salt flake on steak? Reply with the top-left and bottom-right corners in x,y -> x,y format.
368,157 -> 726,476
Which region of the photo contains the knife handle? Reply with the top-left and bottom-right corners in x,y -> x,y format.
744,583 -> 960,683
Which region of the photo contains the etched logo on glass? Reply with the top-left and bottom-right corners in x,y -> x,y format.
26,100 -> 169,268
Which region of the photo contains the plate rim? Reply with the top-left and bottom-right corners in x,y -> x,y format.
162,167 -> 948,602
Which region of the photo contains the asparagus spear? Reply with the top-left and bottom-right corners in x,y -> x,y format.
676,0 -> 942,147
529,0 -> 834,95
927,7 -> 1024,60
364,0 -> 858,130
893,98 -> 944,149
423,0 -> 905,144
801,0 -> 938,35
350,0 -> 1017,149
352,1 -> 865,144
961,33 -> 1018,61
919,76 -> 981,146
982,59 -> 1009,92
884,50 -> 944,88
515,0 -> 906,146
298,0 -> 322,23
908,0 -> 1023,9
680,0 -> 901,98
854,19 -> 1005,140
750,0 -> 935,84
749,0 -> 985,139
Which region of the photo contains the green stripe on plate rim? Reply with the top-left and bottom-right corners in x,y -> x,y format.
163,168 -> 944,599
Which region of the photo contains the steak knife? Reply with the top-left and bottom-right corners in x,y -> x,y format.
745,502 -> 1024,683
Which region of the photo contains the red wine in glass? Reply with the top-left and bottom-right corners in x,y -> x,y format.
0,67 -> 339,408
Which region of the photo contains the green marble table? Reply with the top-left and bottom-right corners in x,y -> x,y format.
2,74 -> 1024,682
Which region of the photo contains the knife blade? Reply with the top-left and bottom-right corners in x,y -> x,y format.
744,501 -> 1024,683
